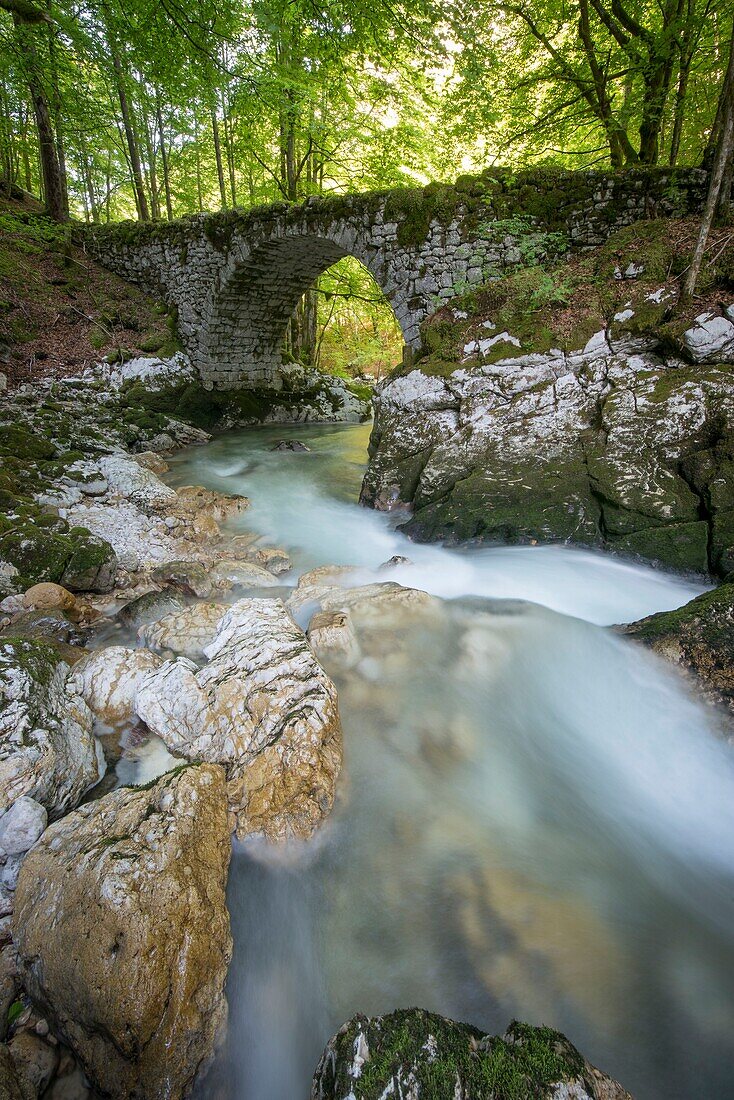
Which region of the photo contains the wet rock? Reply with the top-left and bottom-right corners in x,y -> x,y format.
174,485 -> 249,525
210,559 -> 280,590
0,797 -> 46,856
271,439 -> 309,451
622,583 -> 734,718
21,585 -> 77,615
136,599 -> 342,841
0,1044 -> 23,1100
245,546 -> 291,575
0,946 -> 18,1041
138,603 -> 227,660
362,351 -> 734,575
70,646 -> 163,727
13,764 -> 232,1100
307,610 -> 361,671
7,1030 -> 58,1099
380,555 -> 413,569
117,588 -> 185,631
46,1065 -> 90,1100
0,610 -> 85,648
312,1011 -> 633,1100
150,560 -> 213,598
0,638 -> 103,819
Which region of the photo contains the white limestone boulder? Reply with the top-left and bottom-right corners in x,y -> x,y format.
136,598 -> 342,841
0,638 -> 103,820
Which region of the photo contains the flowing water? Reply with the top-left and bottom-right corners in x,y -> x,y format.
166,421 -> 734,1100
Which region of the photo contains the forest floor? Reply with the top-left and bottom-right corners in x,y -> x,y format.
0,191 -> 175,389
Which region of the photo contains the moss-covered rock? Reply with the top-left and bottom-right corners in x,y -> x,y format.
0,524 -> 116,593
622,583 -> 734,717
311,1010 -> 633,1100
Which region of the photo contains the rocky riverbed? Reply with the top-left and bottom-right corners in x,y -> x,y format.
0,345 -> 732,1098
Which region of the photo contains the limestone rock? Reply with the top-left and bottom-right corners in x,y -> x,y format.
362,350 -> 734,575
311,1011 -> 633,1100
7,1031 -> 58,1099
117,589 -> 185,631
136,599 -> 342,841
138,603 -> 227,660
131,452 -> 170,475
149,560 -> 213,598
174,485 -> 249,525
13,764 -> 232,1100
21,585 -> 76,615
0,1045 -> 23,1100
245,546 -> 291,575
682,312 -> 734,363
0,610 -> 85,648
272,439 -> 309,451
70,646 -> 163,726
307,610 -> 360,671
210,559 -> 280,590
98,453 -> 178,511
0,638 -> 103,819
0,797 -> 46,856
622,583 -> 734,717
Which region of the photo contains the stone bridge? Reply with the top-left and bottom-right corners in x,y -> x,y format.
83,167 -> 707,389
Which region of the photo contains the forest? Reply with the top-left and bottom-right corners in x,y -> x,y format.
2,0 -> 734,371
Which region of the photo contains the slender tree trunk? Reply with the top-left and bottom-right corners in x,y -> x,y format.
141,96 -> 160,219
682,18 -> 734,298
12,13 -> 67,219
193,112 -> 203,212
211,107 -> 227,208
111,51 -> 149,220
79,132 -> 98,222
156,93 -> 173,220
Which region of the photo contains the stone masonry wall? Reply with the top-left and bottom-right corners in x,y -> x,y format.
82,167 -> 708,389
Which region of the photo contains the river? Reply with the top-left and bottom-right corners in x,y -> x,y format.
164,420 -> 734,1100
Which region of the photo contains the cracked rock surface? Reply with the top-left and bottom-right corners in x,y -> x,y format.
136,598 -> 343,841
13,763 -> 232,1100
362,331 -> 734,575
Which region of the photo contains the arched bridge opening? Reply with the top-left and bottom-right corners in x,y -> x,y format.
199,234 -> 411,389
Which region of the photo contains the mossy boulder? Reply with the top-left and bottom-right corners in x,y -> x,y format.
311,1010 -> 633,1100
0,524 -> 116,593
622,583 -> 734,717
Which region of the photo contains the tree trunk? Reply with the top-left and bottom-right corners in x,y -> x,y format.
111,50 -> 149,221
156,94 -> 173,220
682,18 -> 734,298
211,107 -> 227,208
12,13 -> 67,219
141,96 -> 160,219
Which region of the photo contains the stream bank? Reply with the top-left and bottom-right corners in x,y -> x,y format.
0,354 -> 732,1099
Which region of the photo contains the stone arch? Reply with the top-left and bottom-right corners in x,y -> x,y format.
198,231 -> 412,388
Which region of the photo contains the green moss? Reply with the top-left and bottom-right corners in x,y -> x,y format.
626,583 -> 734,642
319,1011 -> 590,1100
0,425 -> 57,461
0,635 -> 65,689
